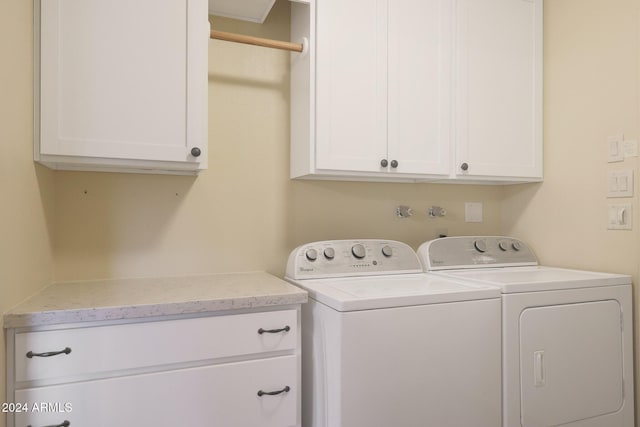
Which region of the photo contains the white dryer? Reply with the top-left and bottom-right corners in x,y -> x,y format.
286,239 -> 502,427
418,236 -> 634,427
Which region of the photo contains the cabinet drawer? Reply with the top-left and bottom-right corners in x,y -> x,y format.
16,355 -> 298,427
15,309 -> 297,382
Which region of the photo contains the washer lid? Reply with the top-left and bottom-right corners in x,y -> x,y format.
288,273 -> 500,311
435,266 -> 631,293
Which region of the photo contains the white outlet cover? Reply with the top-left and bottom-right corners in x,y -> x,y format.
465,202 -> 483,223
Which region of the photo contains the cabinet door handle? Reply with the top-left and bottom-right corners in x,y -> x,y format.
27,420 -> 70,427
390,160 -> 398,168
190,147 -> 202,157
257,385 -> 290,397
460,162 -> 469,171
26,347 -> 71,359
257,326 -> 290,334
380,159 -> 389,167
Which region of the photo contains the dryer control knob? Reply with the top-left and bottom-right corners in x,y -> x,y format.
351,244 -> 366,259
512,241 -> 522,251
474,240 -> 487,253
381,245 -> 393,257
305,249 -> 318,261
498,241 -> 508,251
324,248 -> 335,260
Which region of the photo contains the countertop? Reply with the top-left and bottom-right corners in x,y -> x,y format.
3,272 -> 307,328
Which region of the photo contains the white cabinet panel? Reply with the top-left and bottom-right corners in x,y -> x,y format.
314,0 -> 387,173
35,0 -> 209,175
455,0 -> 542,180
15,310 -> 297,383
16,356 -> 298,427
387,0 -> 451,176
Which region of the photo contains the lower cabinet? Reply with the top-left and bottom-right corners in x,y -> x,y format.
15,356 -> 297,426
7,309 -> 301,427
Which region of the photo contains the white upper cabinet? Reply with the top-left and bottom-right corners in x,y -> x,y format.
454,0 -> 543,182
35,0 -> 209,175
387,0 -> 452,177
292,0 -> 451,181
313,0 -> 388,175
291,0 -> 542,184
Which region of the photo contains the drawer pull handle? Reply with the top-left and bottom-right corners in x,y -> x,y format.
257,386 -> 290,397
26,347 -> 72,359
257,325 -> 290,334
27,420 -> 70,427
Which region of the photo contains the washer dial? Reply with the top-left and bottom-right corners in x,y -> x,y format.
351,244 -> 366,259
474,240 -> 487,253
382,245 -> 393,257
324,248 -> 335,260
305,249 -> 318,261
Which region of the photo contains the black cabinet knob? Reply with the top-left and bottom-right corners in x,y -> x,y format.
380,159 -> 389,167
190,147 -> 202,157
390,160 -> 398,168
460,162 -> 469,171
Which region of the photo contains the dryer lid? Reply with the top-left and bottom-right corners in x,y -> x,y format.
432,266 -> 631,293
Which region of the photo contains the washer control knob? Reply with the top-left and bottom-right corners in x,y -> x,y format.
305,249 -> 318,261
324,248 -> 335,260
351,244 -> 366,259
498,241 -> 508,251
474,240 -> 487,253
381,245 -> 393,257
512,241 -> 522,251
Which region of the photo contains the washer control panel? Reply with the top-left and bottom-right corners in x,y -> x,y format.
418,236 -> 538,271
286,240 -> 422,279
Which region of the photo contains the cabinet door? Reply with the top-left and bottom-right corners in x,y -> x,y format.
314,0 -> 388,173
37,0 -> 208,170
387,0 -> 451,176
455,0 -> 542,180
15,356 -> 298,427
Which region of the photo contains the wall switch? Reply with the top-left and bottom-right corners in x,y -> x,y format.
607,169 -> 634,198
465,202 -> 483,223
623,140 -> 639,158
607,204 -> 633,230
608,135 -> 624,163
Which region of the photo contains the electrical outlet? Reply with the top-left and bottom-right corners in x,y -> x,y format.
607,204 -> 633,230
465,202 -> 483,223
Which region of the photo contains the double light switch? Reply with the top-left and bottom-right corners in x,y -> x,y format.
607,170 -> 633,198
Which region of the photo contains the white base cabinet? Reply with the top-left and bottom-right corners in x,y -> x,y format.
291,0 -> 542,184
7,309 -> 301,427
34,0 -> 209,175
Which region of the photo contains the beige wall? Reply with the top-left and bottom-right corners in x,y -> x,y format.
503,0 -> 640,421
0,1 -> 55,426
5,0 -> 640,426
53,1 -> 504,282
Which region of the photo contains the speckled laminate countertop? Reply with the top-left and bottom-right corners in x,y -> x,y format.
3,272 -> 308,328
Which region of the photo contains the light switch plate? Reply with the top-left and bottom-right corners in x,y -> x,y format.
607,169 -> 634,198
607,204 -> 633,230
608,135 -> 624,163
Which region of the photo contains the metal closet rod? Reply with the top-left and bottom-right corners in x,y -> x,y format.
210,29 -> 304,53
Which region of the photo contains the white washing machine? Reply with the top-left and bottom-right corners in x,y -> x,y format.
418,236 -> 634,427
285,239 -> 502,427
